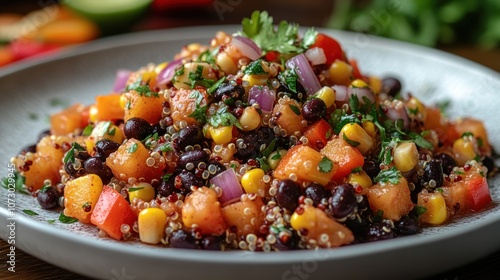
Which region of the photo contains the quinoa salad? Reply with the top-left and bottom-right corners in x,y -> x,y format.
8,11 -> 498,251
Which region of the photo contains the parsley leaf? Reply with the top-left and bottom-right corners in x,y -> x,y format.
208,106 -> 242,129
240,10 -> 317,54
63,142 -> 86,164
59,213 -> 78,224
319,156 -> 334,173
374,167 -> 402,184
244,59 -> 268,75
134,85 -> 159,98
128,143 -> 138,153
409,131 -> 434,150
188,65 -> 215,88
22,209 -> 38,216
128,187 -> 144,192
343,133 -> 360,147
208,77 -> 226,95
333,114 -> 360,134
188,105 -> 208,124
289,104 -> 301,115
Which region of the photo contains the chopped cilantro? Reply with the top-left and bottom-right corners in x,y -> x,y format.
208,77 -> 226,95
261,139 -> 277,158
1,171 -> 28,194
343,133 -> 360,147
244,59 -> 268,75
187,65 -> 215,88
374,167 -> 402,184
289,104 -> 301,115
159,142 -> 174,153
133,85 -> 159,98
22,209 -> 38,216
208,106 -> 242,129
63,142 -> 86,164
240,10 -> 317,54
413,205 -> 427,217
189,90 -> 205,105
461,132 -> 474,138
162,173 -> 173,181
58,213 -> 78,224
82,125 -> 94,136
257,157 -> 271,173
188,105 -> 208,124
409,132 -> 434,150
128,143 -> 138,153
319,156 -> 333,173
333,114 -> 360,134
279,68 -> 299,93
47,219 -> 55,224
128,187 -> 144,192
351,166 -> 363,174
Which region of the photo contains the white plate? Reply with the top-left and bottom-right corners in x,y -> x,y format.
1,26 -> 499,280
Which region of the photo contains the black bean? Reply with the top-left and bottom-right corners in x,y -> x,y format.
37,129 -> 51,142
169,230 -> 198,249
74,150 -> 90,161
363,160 -> 380,180
381,77 -> 402,97
94,139 -> 120,160
175,124 -> 203,151
64,159 -> 86,178
301,98 -> 327,122
364,222 -> 395,242
151,123 -> 167,136
207,161 -> 226,180
177,150 -> 209,171
178,170 -> 205,192
421,159 -> 444,190
20,144 -> 36,155
276,180 -> 302,211
234,127 -> 275,161
83,157 -> 114,184
213,83 -> 245,103
329,183 -> 357,219
37,186 -> 59,209
481,155 -> 497,177
434,153 -> 456,175
201,235 -> 222,251
157,175 -> 176,197
273,231 -> 299,251
395,214 -> 420,236
304,183 -> 329,206
124,117 -> 152,140
344,214 -> 370,237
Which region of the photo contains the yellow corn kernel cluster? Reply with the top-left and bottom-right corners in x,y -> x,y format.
207,125 -> 233,145
138,207 -> 167,244
128,182 -> 155,202
350,79 -> 369,88
393,142 -> 419,173
241,168 -> 266,196
417,192 -> 448,225
340,123 -> 374,154
290,205 -> 317,231
327,60 -> 352,86
314,86 -> 336,108
453,136 -> 478,166
347,170 -> 373,190
239,106 -> 261,131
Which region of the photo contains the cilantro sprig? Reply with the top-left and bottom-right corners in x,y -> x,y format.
374,167 -> 402,184
240,10 -> 317,55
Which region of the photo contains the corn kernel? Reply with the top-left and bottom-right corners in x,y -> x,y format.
350,79 -> 369,88
129,182 -> 155,202
241,168 -> 266,196
239,106 -> 261,131
154,62 -> 167,74
314,86 -> 336,108
340,123 -> 374,154
418,192 -> 448,225
290,205 -> 317,232
243,74 -> 268,88
119,95 -> 128,110
393,142 -> 419,173
327,60 -> 352,86
347,170 -> 372,191
453,137 -> 478,166
89,105 -> 98,123
268,149 -> 287,170
138,208 -> 167,244
406,96 -> 427,121
362,120 -> 376,139
369,76 -> 382,94
91,121 -> 125,145
208,125 -> 233,145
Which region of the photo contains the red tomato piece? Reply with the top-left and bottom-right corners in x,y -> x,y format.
310,33 -> 344,65
303,119 -> 333,150
320,137 -> 365,182
91,186 -> 137,240
466,175 -> 492,212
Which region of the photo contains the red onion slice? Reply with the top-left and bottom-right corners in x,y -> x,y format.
210,168 -> 243,206
231,36 -> 262,60
305,47 -> 327,66
348,87 -> 376,104
333,85 -> 348,103
157,59 -> 182,85
385,100 -> 410,129
248,85 -> 276,112
113,69 -> 132,92
286,54 -> 321,95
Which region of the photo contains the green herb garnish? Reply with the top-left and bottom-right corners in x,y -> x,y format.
58,213 -> 78,224
374,167 -> 402,184
319,156 -> 334,173
128,143 -> 138,153
22,209 -> 39,216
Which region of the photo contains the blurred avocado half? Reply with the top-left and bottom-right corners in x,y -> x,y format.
61,0 -> 153,35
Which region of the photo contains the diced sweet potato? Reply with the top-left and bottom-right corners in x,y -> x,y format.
182,187 -> 226,235
123,89 -> 166,123
94,94 -> 125,121
366,177 -> 414,221
320,136 -> 365,182
168,88 -> 210,125
106,139 -> 166,183
221,195 -> 264,238
273,145 -> 337,185
272,97 -> 307,136
290,205 -> 354,248
50,103 -> 86,135
64,174 -> 104,224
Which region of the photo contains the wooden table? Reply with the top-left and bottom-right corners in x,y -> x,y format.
1,1 -> 500,279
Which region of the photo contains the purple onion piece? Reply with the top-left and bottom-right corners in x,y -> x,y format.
210,168 -> 243,206
248,85 -> 276,112
231,36 -> 262,60
113,69 -> 132,92
286,53 -> 321,95
157,59 -> 183,85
